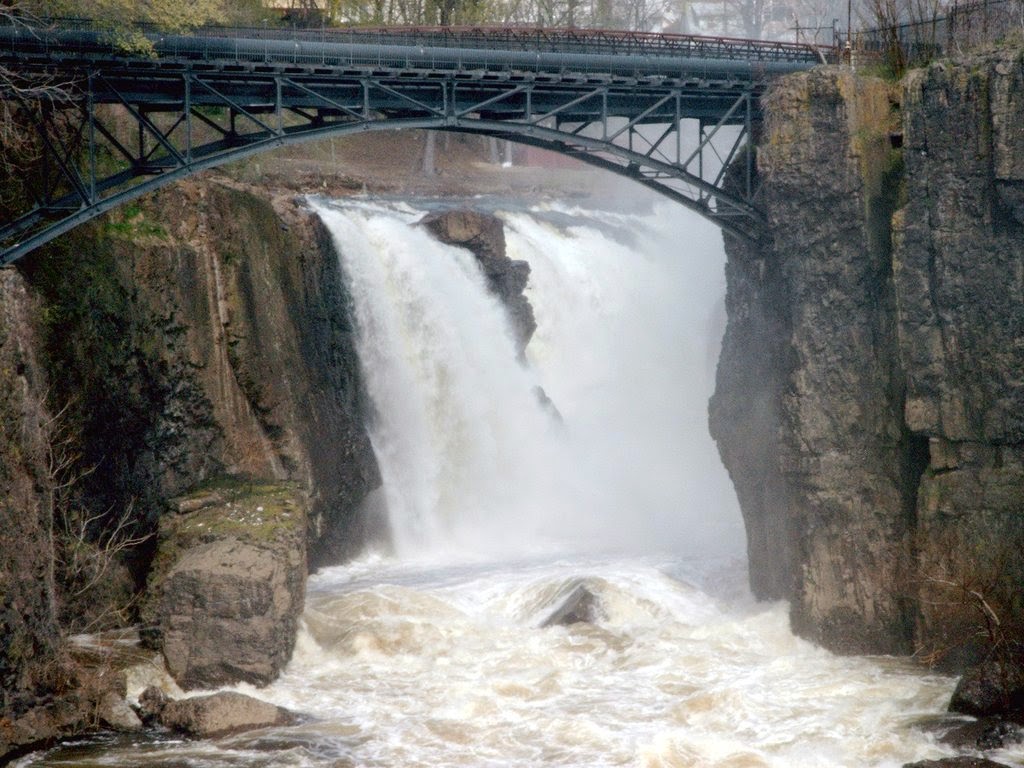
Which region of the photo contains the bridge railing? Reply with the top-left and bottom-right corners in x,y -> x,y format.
1,17 -> 828,67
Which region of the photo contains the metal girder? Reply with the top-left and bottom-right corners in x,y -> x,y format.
0,30 -> 787,264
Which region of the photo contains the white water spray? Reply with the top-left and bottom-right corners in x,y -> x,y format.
315,197 -> 743,560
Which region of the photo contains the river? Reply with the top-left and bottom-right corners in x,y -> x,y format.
18,197 -> 996,767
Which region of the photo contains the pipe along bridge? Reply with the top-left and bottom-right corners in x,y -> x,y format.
0,21 -> 827,264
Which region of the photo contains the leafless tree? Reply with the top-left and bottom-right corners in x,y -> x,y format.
0,5 -> 76,175
43,398 -> 152,633
916,542 -> 1024,708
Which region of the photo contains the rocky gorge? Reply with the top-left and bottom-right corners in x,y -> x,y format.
0,48 -> 1022,765
0,150 -> 543,758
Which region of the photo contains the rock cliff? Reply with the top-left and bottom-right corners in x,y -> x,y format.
712,58 -> 1024,663
19,180 -> 380,574
895,52 -> 1024,668
0,178 -> 381,759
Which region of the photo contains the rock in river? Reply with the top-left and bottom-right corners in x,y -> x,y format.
539,582 -> 604,628
159,691 -> 297,738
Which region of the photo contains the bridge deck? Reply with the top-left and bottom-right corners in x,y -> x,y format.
2,18 -> 827,66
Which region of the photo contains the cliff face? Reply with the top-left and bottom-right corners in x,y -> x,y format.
896,53 -> 1024,667
0,271 -> 74,748
19,180 -> 380,573
0,178 -> 380,757
712,58 -> 1024,662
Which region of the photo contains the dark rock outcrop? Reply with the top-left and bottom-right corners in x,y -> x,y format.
159,691 -> 297,738
539,583 -> 603,628
949,659 -> 1024,717
940,716 -> 1024,751
146,482 -> 308,690
421,209 -> 537,355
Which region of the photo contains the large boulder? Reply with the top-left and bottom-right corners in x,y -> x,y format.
145,481 -> 308,690
421,209 -> 537,356
159,691 -> 297,738
949,657 -> 1024,717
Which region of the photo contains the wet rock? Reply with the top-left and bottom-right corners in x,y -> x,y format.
421,209 -> 537,356
96,692 -> 143,732
940,716 -> 1024,751
145,481 -> 308,690
134,685 -> 169,726
950,659 -> 1024,717
159,691 -> 297,738
540,583 -> 603,628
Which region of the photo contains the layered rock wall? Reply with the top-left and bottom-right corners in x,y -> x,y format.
0,179 -> 381,757
19,180 -> 380,572
711,70 -> 919,654
713,57 -> 1024,662
895,54 -> 1024,667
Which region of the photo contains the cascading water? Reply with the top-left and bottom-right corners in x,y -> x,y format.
313,200 -> 573,557
21,196 -> 1008,768
313,197 -> 743,560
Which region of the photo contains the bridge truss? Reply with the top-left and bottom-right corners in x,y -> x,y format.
0,23 -> 823,264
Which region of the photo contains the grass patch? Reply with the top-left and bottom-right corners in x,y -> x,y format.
105,203 -> 168,240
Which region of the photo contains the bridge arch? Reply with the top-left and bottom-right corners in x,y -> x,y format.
0,22 -> 823,263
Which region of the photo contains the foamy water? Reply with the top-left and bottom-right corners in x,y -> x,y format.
16,197 -> 1005,768
264,554 -> 961,768
22,555 -> 965,767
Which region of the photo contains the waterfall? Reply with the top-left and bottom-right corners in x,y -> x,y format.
314,198 -> 743,561
30,197 -> 967,768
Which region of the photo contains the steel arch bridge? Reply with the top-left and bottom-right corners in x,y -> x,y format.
0,21 -> 827,265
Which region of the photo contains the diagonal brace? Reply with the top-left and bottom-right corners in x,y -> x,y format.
282,78 -> 367,121
679,91 -> 749,173
97,74 -> 187,167
191,76 -> 280,136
